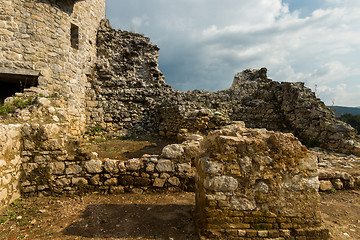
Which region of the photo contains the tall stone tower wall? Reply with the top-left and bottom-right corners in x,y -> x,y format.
0,0 -> 105,132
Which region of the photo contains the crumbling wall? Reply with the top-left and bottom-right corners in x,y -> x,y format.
0,0 -> 105,134
88,20 -> 359,156
195,122 -> 329,239
0,124 -> 22,210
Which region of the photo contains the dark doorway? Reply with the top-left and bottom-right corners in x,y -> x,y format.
0,68 -> 39,102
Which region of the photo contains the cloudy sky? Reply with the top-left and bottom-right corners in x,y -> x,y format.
106,0 -> 360,107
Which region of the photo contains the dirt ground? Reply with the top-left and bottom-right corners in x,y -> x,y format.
0,190 -> 359,240
82,136 -> 175,161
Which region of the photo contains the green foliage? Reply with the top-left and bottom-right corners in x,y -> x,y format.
0,96 -> 37,115
339,113 -> 360,134
116,135 -> 132,140
0,103 -> 12,115
303,138 -> 320,148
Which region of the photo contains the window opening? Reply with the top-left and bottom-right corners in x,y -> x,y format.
71,23 -> 79,49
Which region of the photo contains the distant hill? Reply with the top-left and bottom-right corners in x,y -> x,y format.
328,106 -> 360,118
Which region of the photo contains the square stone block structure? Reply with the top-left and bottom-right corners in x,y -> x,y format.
195,122 -> 330,239
0,0 -> 105,134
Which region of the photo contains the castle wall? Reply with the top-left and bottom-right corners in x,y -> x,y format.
0,0 -> 105,134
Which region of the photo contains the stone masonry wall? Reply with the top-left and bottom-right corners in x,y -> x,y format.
0,124 -> 22,210
0,0 -> 105,134
87,20 -> 359,156
20,127 -> 202,196
195,122 -> 329,239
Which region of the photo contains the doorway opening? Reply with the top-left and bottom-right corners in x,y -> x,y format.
0,68 -> 39,102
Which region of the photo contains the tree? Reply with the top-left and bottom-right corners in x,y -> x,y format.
339,113 -> 360,134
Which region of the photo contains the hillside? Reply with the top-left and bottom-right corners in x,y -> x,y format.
328,106 -> 360,118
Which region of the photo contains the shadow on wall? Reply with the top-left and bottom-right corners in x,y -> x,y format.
62,203 -> 198,239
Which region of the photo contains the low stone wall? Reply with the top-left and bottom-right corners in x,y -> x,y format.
195,122 -> 329,239
0,124 -> 22,210
20,128 -> 203,196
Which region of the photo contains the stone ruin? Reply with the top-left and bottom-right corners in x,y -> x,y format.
1,0 -> 360,239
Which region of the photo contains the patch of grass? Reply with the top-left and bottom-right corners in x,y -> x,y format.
46,230 -> 55,235
0,96 -> 37,115
303,138 -> 320,148
0,216 -> 7,224
116,135 -> 132,140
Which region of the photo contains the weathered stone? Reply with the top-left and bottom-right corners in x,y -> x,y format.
49,162 -> 65,175
145,162 -> 155,172
161,144 -> 184,159
104,178 -> 118,186
204,176 -> 238,192
156,159 -> 175,172
331,179 -> 344,190
104,160 -> 119,174
177,163 -> 191,173
65,165 -> 82,175
126,158 -> 142,171
198,157 -> 223,174
72,178 -> 88,185
319,180 -> 334,191
168,177 -> 180,186
153,178 -> 166,187
84,160 -> 103,174
55,178 -> 70,187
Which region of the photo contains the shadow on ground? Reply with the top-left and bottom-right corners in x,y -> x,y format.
62,203 -> 198,239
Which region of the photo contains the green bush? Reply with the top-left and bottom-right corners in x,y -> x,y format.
339,113 -> 360,134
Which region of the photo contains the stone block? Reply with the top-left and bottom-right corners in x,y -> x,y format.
168,176 -> 180,186
204,175 -> 238,192
331,179 -> 343,190
319,180 -> 334,191
153,178 -> 166,187
258,230 -> 269,237
84,159 -> 103,173
126,158 -> 142,171
49,162 -> 65,175
65,165 -> 82,175
156,159 -> 175,172
161,144 -> 184,159
104,160 -> 119,174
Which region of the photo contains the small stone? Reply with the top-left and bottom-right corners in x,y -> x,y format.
104,160 -> 119,174
72,177 -> 88,185
153,178 -> 166,187
168,177 -> 180,186
104,178 -> 118,186
177,163 -> 191,173
331,179 -> 344,190
49,162 -> 65,175
258,230 -> 268,237
132,188 -> 144,194
65,164 -> 82,175
319,180 -> 334,191
156,159 -> 175,172
126,158 -> 142,171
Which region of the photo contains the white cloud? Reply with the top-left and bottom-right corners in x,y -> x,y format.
106,0 -> 360,106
